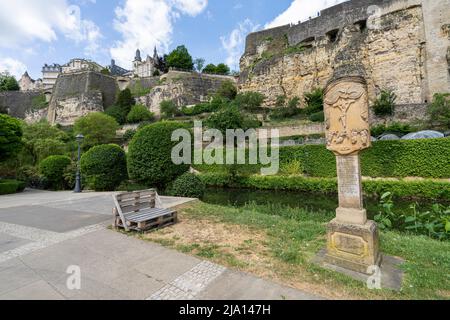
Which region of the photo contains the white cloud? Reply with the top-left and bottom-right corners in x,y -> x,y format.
0,0 -> 102,57
0,56 -> 27,78
220,19 -> 260,71
265,0 -> 348,29
110,0 -> 208,68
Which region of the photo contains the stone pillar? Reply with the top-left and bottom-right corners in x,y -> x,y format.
323,76 -> 381,275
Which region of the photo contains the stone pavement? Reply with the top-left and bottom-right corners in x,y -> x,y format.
0,190 -> 321,300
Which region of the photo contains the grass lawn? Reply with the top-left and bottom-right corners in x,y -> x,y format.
137,201 -> 450,300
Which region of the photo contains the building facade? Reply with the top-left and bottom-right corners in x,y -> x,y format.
61,58 -> 104,74
133,48 -> 162,78
42,64 -> 62,90
18,72 -> 43,91
107,59 -> 129,76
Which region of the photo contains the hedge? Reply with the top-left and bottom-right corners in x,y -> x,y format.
39,155 -> 72,190
198,173 -> 450,201
278,137 -> 450,179
0,179 -> 26,195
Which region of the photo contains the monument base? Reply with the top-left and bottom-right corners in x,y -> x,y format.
325,219 -> 381,274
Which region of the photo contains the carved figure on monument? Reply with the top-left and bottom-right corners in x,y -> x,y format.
324,77 -> 371,156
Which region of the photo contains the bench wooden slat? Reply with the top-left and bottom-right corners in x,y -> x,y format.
126,209 -> 175,223
117,190 -> 156,201
120,202 -> 155,214
125,207 -> 170,218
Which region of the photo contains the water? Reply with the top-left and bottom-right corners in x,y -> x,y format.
202,188 -> 445,219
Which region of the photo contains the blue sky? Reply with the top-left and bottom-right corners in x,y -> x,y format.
0,0 -> 346,79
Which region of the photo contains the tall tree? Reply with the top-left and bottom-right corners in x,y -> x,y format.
194,58 -> 205,72
0,72 -> 20,91
166,45 -> 194,71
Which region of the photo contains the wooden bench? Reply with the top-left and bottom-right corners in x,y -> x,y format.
112,189 -> 178,232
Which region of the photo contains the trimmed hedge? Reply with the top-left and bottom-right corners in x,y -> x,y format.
0,179 -> 26,195
39,155 -> 72,190
80,144 -> 128,191
167,173 -> 206,199
128,121 -> 191,188
198,173 -> 450,201
278,138 -> 450,178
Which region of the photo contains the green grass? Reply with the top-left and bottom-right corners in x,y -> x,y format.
181,202 -> 450,300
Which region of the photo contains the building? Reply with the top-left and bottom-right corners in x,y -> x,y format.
107,59 -> 130,76
42,64 -> 62,90
61,58 -> 104,74
18,72 -> 43,91
133,48 -> 162,78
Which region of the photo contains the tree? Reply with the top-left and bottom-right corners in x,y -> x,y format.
160,100 -> 180,119
427,93 -> 450,130
304,88 -> 324,115
126,104 -> 154,123
202,64 -> 217,74
74,112 -> 119,150
217,80 -> 237,100
194,58 -> 205,73
0,114 -> 23,161
215,63 -> 230,75
372,89 -> 396,117
205,106 -> 261,135
0,72 -> 20,91
116,88 -> 135,114
233,92 -> 265,111
166,45 -> 194,71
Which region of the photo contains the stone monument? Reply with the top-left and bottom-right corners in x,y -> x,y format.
323,75 -> 381,274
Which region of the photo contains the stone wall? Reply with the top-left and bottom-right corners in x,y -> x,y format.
47,71 -> 118,125
0,91 -> 41,118
136,71 -> 237,117
239,0 -> 450,116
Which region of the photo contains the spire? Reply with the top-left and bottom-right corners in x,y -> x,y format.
135,49 -> 142,62
153,46 -> 159,60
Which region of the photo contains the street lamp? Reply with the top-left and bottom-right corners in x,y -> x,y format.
74,134 -> 84,193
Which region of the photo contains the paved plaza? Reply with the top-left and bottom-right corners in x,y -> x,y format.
0,190 -> 320,300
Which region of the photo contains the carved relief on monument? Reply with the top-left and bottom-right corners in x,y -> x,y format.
324,76 -> 371,156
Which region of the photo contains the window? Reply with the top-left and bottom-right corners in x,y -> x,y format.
326,29 -> 339,43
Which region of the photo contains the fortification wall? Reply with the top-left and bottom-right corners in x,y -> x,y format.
239,0 -> 450,116
136,71 -> 237,117
0,91 -> 41,118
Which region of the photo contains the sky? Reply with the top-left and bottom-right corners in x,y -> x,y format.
0,0 -> 347,80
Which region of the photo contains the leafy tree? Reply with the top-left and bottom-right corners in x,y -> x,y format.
127,104 -> 154,123
0,114 -> 23,161
202,64 -> 217,74
116,88 -> 135,113
233,92 -> 265,111
205,106 -> 261,134
105,105 -> 127,125
194,58 -> 205,72
160,100 -> 180,119
217,80 -> 237,100
304,88 -> 324,115
215,63 -> 230,75
372,89 -> 397,117
0,72 -> 20,91
427,93 -> 450,130
74,112 -> 119,150
166,45 -> 194,71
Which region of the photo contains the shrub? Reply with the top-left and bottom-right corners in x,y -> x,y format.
105,105 -> 127,125
123,129 -> 137,142
0,179 -> 26,195
74,112 -> 119,150
39,155 -> 72,190
116,88 -> 135,113
304,88 -> 324,115
16,165 -> 49,189
234,92 -> 265,111
275,95 -> 287,108
427,93 -> 450,130
205,106 -> 260,134
0,114 -> 23,161
217,80 -> 237,100
128,122 -> 191,188
280,159 -> 304,175
309,111 -> 325,122
33,138 -> 66,163
372,89 -> 396,117
160,100 -> 180,119
371,122 -> 414,138
167,173 -> 206,198
126,104 -> 154,123
31,94 -> 48,110
80,144 -> 128,191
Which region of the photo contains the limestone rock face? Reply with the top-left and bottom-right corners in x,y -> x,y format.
24,108 -> 48,124
48,91 -> 104,126
239,0 -> 450,112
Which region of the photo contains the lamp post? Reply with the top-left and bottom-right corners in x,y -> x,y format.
74,134 -> 84,193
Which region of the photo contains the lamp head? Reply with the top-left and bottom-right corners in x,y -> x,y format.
75,134 -> 84,143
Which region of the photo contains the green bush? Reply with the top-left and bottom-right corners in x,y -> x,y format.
167,173 -> 206,198
233,92 -> 265,111
116,88 -> 135,113
198,173 -> 450,201
304,88 -> 324,115
217,80 -> 237,100
0,114 -> 23,161
39,155 -> 72,190
0,179 -> 26,195
205,106 -> 261,134
80,144 -> 128,191
128,122 -> 191,188
372,89 -> 397,117
105,105 -> 127,125
160,100 -> 181,119
309,111 -> 324,122
126,104 -> 154,123
427,93 -> 450,130
371,122 -> 414,137
123,129 -> 137,142
74,112 -> 119,150
16,165 -> 49,189
32,138 -> 66,163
